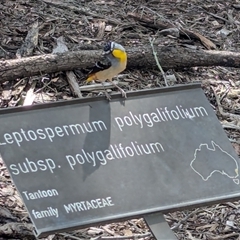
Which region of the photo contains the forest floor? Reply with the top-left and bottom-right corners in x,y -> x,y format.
0,0 -> 240,239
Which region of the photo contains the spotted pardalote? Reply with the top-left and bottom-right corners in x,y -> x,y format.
86,41 -> 127,98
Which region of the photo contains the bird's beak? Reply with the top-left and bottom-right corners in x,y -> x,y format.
103,50 -> 111,56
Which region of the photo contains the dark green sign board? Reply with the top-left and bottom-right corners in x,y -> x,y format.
0,83 -> 239,237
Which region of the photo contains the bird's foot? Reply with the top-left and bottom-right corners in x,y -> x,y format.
119,88 -> 127,98
105,91 -> 111,101
112,81 -> 127,99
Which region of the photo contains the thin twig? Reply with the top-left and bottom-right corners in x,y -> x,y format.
141,6 -> 169,22
229,139 -> 240,144
197,6 -> 233,24
171,208 -> 200,230
58,233 -> 84,240
149,37 -> 168,86
41,0 -> 120,25
79,81 -> 124,91
206,232 -> 240,240
66,71 -> 83,98
211,86 -> 240,121
23,80 -> 36,106
186,230 -> 199,240
93,232 -> 151,240
222,124 -> 240,131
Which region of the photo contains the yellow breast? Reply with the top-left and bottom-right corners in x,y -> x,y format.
112,49 -> 127,63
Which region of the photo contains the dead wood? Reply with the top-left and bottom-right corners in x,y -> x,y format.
41,0 -> 120,25
127,12 -> 216,50
0,222 -> 34,238
1,45 -> 240,83
52,36 -> 83,98
16,21 -> 39,58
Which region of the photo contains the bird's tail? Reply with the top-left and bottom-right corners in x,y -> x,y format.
86,73 -> 97,82
86,61 -> 109,82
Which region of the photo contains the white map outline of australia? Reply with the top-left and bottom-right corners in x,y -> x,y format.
190,141 -> 239,185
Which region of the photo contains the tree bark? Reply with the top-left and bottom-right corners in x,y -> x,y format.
1,45 -> 240,83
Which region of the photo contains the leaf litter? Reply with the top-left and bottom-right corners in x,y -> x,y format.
0,0 -> 239,239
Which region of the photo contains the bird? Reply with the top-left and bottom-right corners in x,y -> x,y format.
86,41 -> 127,99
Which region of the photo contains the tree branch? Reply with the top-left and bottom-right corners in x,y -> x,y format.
1,45 -> 240,82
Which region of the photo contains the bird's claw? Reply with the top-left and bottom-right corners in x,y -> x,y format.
105,91 -> 111,101
121,90 -> 127,99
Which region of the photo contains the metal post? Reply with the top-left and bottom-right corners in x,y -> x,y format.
144,212 -> 177,240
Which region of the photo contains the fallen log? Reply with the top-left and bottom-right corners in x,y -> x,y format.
1,45 -> 240,83
127,12 -> 216,50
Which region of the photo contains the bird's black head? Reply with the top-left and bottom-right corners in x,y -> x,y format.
103,41 -> 112,53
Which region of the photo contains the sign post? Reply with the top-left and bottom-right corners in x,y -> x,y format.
145,212 -> 177,239
0,83 -> 239,238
